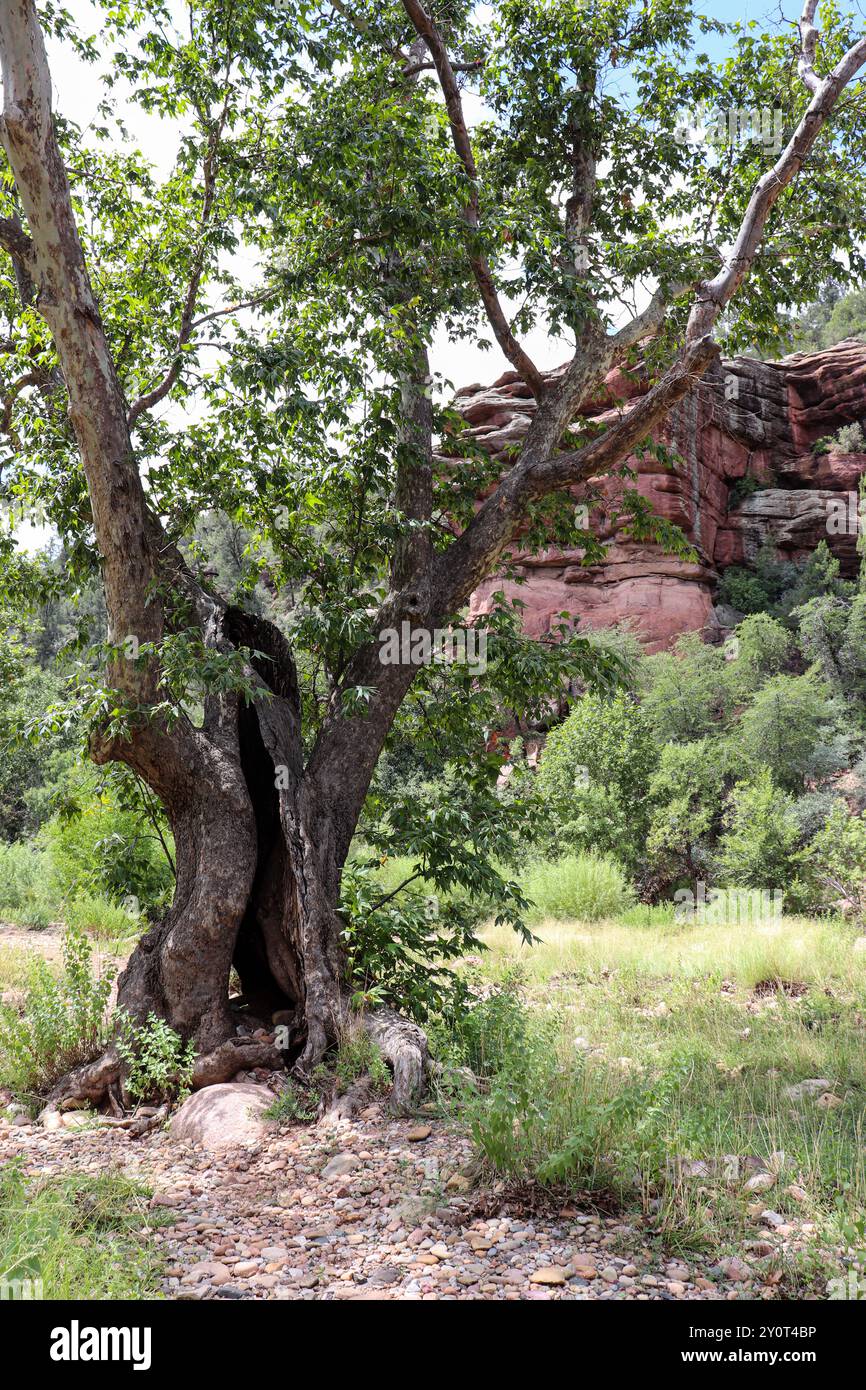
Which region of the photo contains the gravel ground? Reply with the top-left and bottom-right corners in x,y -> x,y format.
0,1106 -> 793,1301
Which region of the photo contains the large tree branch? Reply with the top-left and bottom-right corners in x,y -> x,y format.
798,0 -> 822,95
431,335 -> 718,613
401,0 -> 546,399
432,3 -> 866,616
687,14 -> 866,341
0,0 -> 160,694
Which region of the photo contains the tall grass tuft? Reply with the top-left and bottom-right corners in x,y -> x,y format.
519,852 -> 634,923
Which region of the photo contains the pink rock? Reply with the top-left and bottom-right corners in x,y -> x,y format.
453,341 -> 866,651
170,1082 -> 273,1150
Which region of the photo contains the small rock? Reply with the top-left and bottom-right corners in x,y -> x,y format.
760,1210 -> 786,1229
529,1267 -> 566,1286
743,1171 -> 776,1194
782,1078 -> 833,1102
785,1184 -> 808,1204
816,1092 -> 843,1110
321,1153 -> 360,1180
717,1257 -> 750,1282
406,1126 -> 432,1143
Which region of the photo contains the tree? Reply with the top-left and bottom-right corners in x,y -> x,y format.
715,770 -> 800,891
730,672 -> 848,792
0,0 -> 865,1108
536,689 -> 657,871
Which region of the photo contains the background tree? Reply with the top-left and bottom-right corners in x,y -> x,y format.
0,0 -> 865,1107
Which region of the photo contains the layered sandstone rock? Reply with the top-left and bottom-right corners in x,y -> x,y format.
459,340 -> 866,650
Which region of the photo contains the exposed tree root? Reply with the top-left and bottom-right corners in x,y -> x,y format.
322,1075 -> 376,1125
46,1046 -> 122,1112
363,1008 -> 429,1113
191,1038 -> 284,1090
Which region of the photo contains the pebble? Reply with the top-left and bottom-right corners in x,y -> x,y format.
0,1104 -> 808,1303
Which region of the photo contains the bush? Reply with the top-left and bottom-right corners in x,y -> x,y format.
714,771 -> 799,891
519,853 -> 634,923
0,927 -> 114,1099
64,894 -> 141,942
537,691 -> 657,870
444,993 -> 702,1203
40,764 -> 174,917
0,841 -> 58,927
115,1011 -> 196,1105
445,974 -> 533,1079
797,802 -> 866,923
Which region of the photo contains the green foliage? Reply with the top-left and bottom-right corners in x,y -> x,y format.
334,1024 -> 391,1094
641,634 -> 732,742
729,612 -> 794,693
718,542 -> 849,621
519,852 -> 635,923
115,1011 -> 196,1105
793,284 -> 866,353
0,927 -> 114,1099
444,973 -> 532,1080
717,565 -> 776,615
39,763 -> 174,916
729,674 -> 847,793
715,771 -> 799,891
339,864 -> 477,1022
0,643 -> 67,840
264,1079 -> 320,1125
646,739 -> 727,884
0,1162 -> 166,1300
797,592 -> 866,716
537,691 -> 657,869
0,841 -> 59,927
813,420 -> 866,455
797,803 -> 866,923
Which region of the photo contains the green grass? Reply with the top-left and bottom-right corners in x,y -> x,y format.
0,945 -> 34,993
518,852 -> 634,923
0,840 -> 141,946
0,1163 -> 168,1299
445,914 -> 866,1260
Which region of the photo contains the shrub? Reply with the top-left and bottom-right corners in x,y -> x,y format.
115,1011 -> 196,1105
537,691 -> 657,869
797,802 -> 866,923
0,841 -> 59,928
717,566 -> 775,615
40,765 -> 174,917
519,852 -> 634,923
714,771 -> 799,891
445,974 -> 532,1079
265,1079 -> 320,1125
0,927 -> 114,1099
65,894 -> 141,942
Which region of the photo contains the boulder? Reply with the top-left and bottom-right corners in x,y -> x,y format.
170,1082 -> 274,1149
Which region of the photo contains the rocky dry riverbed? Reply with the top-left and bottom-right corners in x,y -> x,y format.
0,1098 -> 815,1301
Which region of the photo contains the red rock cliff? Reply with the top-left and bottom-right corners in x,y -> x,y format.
460,340 -> 866,651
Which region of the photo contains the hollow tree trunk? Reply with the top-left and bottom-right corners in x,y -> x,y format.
48,602 -> 428,1114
